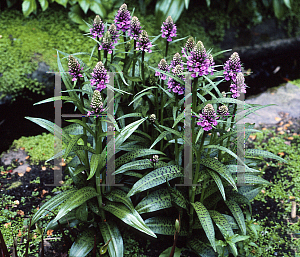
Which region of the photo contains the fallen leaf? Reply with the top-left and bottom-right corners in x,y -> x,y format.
279,131 -> 285,134
293,133 -> 298,136
287,137 -> 294,140
284,124 -> 290,128
288,120 -> 293,125
278,152 -> 285,156
277,127 -> 283,131
284,141 -> 291,146
261,189 -> 265,194
262,128 -> 267,130
275,117 -> 281,121
279,121 -> 284,126
289,196 -> 295,200
36,206 -> 39,210
18,173 -> 24,177
17,210 -> 24,216
249,135 -> 256,140
4,222 -> 11,228
20,147 -> 25,150
25,156 -> 30,160
47,229 -> 54,236
14,200 -> 20,205
26,167 -> 31,172
41,189 -> 48,198
19,162 -> 23,165
42,166 -> 46,171
17,230 -> 22,237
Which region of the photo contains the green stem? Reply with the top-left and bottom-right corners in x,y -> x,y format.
142,51 -> 145,86
192,78 -> 198,145
165,41 -> 169,58
104,50 -> 108,68
175,94 -> 179,164
224,103 -> 237,162
160,80 -> 164,152
97,37 -> 101,62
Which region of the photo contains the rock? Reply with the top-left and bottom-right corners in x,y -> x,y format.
239,83 -> 300,128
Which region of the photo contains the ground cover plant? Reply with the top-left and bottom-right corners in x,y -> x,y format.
0,3 -> 291,257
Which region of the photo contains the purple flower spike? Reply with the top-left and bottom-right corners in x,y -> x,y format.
136,30 -> 152,53
230,72 -> 247,98
129,16 -> 142,40
90,15 -> 105,39
161,16 -> 177,42
108,24 -> 120,44
187,41 -> 211,78
167,65 -> 185,95
197,104 -> 219,131
217,105 -> 230,119
90,61 -> 110,92
170,53 -> 183,69
155,59 -> 169,80
87,90 -> 104,116
114,4 -> 131,32
68,55 -> 83,82
182,36 -> 195,55
223,52 -> 242,81
99,31 -> 114,54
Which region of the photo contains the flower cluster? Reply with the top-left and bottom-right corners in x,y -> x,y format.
155,59 -> 169,80
90,61 -> 110,91
217,105 -> 230,119
182,36 -> 195,55
197,104 -> 219,131
167,65 -> 185,95
149,114 -> 156,122
170,53 -> 183,69
187,41 -> 212,78
161,16 -> 177,42
68,55 -> 83,82
114,4 -> 131,32
223,52 -> 242,81
108,24 -> 119,44
99,31 -> 114,54
129,16 -> 142,40
136,30 -> 152,53
87,90 -> 104,116
230,72 -> 247,98
150,155 -> 159,163
90,15 -> 105,39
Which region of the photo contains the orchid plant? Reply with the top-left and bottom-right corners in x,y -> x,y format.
25,4 -> 287,257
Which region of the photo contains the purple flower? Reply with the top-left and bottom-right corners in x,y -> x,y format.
68,55 -> 83,82
90,15 -> 105,39
223,52 -> 242,81
114,4 -> 131,32
217,105 -> 230,119
136,30 -> 152,53
167,65 -> 185,95
90,61 -> 110,92
197,104 -> 219,131
129,16 -> 142,40
170,53 -> 183,69
187,41 -> 211,78
161,16 -> 177,42
108,24 -> 120,44
150,155 -> 159,163
155,59 -> 169,80
182,36 -> 195,55
230,72 -> 247,98
99,31 -> 114,54
87,90 -> 104,116
207,53 -> 215,75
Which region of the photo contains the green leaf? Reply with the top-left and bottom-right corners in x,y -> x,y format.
159,246 -> 182,257
145,216 -> 188,236
69,228 -> 95,257
116,113 -> 143,120
25,117 -> 71,145
53,187 -> 99,223
222,214 -> 239,230
38,0 -> 48,11
197,157 -> 237,191
22,0 -> 36,17
197,98 -> 252,112
115,118 -> 147,149
65,119 -> 95,138
54,0 -> 68,7
150,131 -> 172,149
90,2 -> 106,17
159,125 -> 182,138
115,149 -> 164,169
192,202 -> 216,252
135,188 -> 172,214
209,210 -> 234,237
226,190 -> 252,214
105,189 -> 135,212
78,0 -> 90,14
102,202 -> 157,238
237,186 -> 262,201
188,237 -> 216,257
245,148 -> 288,163
114,159 -> 154,175
31,189 -> 77,226
88,150 -> 106,180
224,199 -> 246,235
236,104 -> 277,123
273,0 -> 285,19
243,174 -> 271,185
98,220 -> 123,257
283,0 -> 291,8
207,169 -> 226,201
75,202 -> 89,222
127,165 -> 183,197
45,211 -> 78,232
155,0 -> 185,25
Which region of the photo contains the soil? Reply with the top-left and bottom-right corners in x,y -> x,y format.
1,112 -> 300,256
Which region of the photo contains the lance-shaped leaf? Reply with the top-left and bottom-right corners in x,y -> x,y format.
65,119 -> 95,137
226,190 -> 252,214
45,211 -> 79,232
88,149 -> 107,180
127,165 -> 183,197
114,159 -> 154,175
64,134 -> 87,158
224,199 -> 246,235
25,117 -> 70,144
192,202 -> 216,252
222,214 -> 239,230
144,216 -> 188,236
243,174 -> 272,185
236,104 -> 277,123
115,118 -> 147,149
238,186 -> 262,201
209,210 -> 234,238
105,189 -> 135,212
197,157 -> 237,191
31,189 -> 77,226
245,148 -> 288,163
115,149 -> 165,169
98,220 -> 123,257
69,228 -> 95,257
135,188 -> 172,214
150,131 -> 172,149
207,169 -> 226,201
159,125 -> 182,138
53,187 -> 99,223
188,237 -> 216,257
102,202 -> 157,238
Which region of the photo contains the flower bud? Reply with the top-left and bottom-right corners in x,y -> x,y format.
175,219 -> 180,233
202,104 -> 215,116
149,114 -> 156,122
